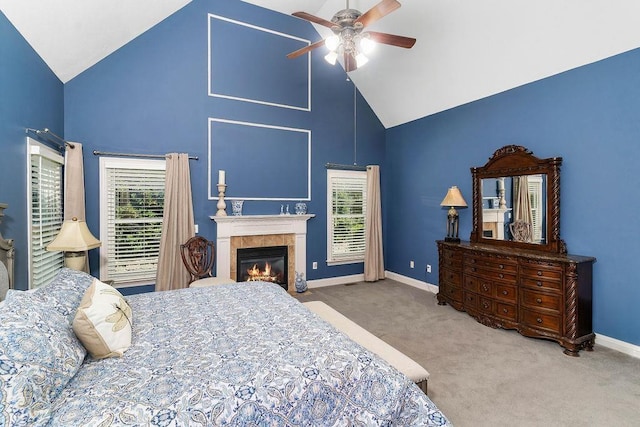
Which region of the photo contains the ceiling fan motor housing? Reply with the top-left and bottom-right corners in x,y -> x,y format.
331,9 -> 363,31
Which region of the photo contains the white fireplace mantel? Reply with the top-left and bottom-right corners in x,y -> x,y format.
210,214 -> 315,281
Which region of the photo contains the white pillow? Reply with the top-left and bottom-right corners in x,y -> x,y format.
72,279 -> 133,359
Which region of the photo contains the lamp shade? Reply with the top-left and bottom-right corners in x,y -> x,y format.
440,186 -> 467,208
46,217 -> 101,252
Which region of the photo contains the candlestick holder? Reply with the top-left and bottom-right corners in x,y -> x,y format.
216,184 -> 227,216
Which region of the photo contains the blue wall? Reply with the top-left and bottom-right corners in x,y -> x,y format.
63,0 -> 385,288
0,11 -> 64,290
386,47 -> 640,346
3,2 -> 638,346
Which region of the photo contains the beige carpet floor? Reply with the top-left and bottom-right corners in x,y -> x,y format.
294,279 -> 640,426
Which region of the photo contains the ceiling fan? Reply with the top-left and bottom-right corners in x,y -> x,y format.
287,0 -> 416,72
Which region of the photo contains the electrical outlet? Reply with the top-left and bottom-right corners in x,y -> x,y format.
312,262 -> 318,270
410,260 -> 415,268
194,224 -> 199,234
426,264 -> 432,273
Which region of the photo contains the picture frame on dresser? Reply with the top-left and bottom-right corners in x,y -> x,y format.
436,145 -> 596,356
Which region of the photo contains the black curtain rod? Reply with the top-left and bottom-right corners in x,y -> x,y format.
93,150 -> 198,160
26,128 -> 75,150
325,162 -> 367,171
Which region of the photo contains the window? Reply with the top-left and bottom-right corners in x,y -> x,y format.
326,169 -> 367,265
528,175 -> 544,243
99,158 -> 165,286
27,139 -> 64,289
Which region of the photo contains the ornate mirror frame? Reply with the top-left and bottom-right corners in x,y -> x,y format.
470,145 -> 566,254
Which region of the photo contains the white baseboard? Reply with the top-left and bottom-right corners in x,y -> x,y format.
306,271 -> 439,294
307,274 -> 365,289
306,272 -> 640,360
596,334 -> 640,359
384,271 -> 439,294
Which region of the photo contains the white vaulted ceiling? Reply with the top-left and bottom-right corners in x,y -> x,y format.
2,0 -> 640,128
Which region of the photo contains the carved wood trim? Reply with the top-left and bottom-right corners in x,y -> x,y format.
471,145 -> 567,254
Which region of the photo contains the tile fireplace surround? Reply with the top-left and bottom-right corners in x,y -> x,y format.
211,214 -> 314,291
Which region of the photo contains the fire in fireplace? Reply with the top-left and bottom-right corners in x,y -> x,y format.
236,246 -> 288,290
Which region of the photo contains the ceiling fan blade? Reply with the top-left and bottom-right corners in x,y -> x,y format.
367,31 -> 416,49
287,40 -> 326,59
344,52 -> 357,72
292,11 -> 336,29
355,0 -> 401,28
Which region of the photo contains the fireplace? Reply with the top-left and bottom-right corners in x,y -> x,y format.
211,214 -> 314,294
236,246 -> 288,291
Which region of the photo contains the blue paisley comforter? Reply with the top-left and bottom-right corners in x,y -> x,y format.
48,281 -> 450,426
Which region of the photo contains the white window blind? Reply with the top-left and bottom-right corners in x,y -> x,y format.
28,140 -> 64,289
100,158 -> 165,286
327,169 -> 367,264
528,175 -> 544,243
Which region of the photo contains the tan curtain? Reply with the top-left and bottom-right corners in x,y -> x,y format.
155,154 -> 195,291
364,165 -> 384,282
64,142 -> 90,272
512,176 -> 534,241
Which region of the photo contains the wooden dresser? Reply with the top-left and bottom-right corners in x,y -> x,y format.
437,240 -> 595,356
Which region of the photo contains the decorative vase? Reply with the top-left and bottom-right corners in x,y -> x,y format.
231,200 -> 244,216
294,272 -> 307,293
295,202 -> 307,215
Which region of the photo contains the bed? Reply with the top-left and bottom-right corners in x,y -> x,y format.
0,268 -> 451,426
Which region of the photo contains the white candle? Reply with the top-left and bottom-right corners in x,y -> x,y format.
218,170 -> 225,185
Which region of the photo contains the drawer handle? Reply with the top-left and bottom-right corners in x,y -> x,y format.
498,273 -> 504,279
467,295 -> 474,301
482,284 -> 489,292
499,264 -> 504,269
537,271 -> 543,276
536,318 -> 543,324
503,308 -> 508,314
536,281 -> 542,287
536,298 -> 543,304
502,290 -> 508,296
449,289 -> 455,294
471,267 -> 476,272
449,274 -> 454,279
482,302 -> 489,309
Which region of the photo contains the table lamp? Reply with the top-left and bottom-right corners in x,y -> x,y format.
440,186 -> 467,243
46,217 -> 101,271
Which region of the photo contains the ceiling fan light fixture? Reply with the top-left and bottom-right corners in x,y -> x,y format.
359,36 -> 376,55
325,51 -> 339,65
325,35 -> 341,52
355,53 -> 369,67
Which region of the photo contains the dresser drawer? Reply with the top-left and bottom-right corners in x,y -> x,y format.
495,284 -> 517,303
465,254 -> 517,272
520,263 -> 563,282
463,291 -> 478,310
521,289 -> 561,313
521,309 -> 562,334
441,267 -> 462,286
442,285 -> 463,303
441,250 -> 462,270
478,296 -> 493,313
464,265 -> 517,283
520,277 -> 562,292
495,302 -> 517,321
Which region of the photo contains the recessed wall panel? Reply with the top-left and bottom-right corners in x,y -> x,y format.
209,118 -> 311,201
208,14 -> 311,111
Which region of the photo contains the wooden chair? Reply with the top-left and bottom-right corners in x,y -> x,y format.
509,220 -> 532,243
180,236 -> 233,287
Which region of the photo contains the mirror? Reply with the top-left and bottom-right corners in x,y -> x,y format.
480,175 -> 546,244
470,145 -> 566,254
